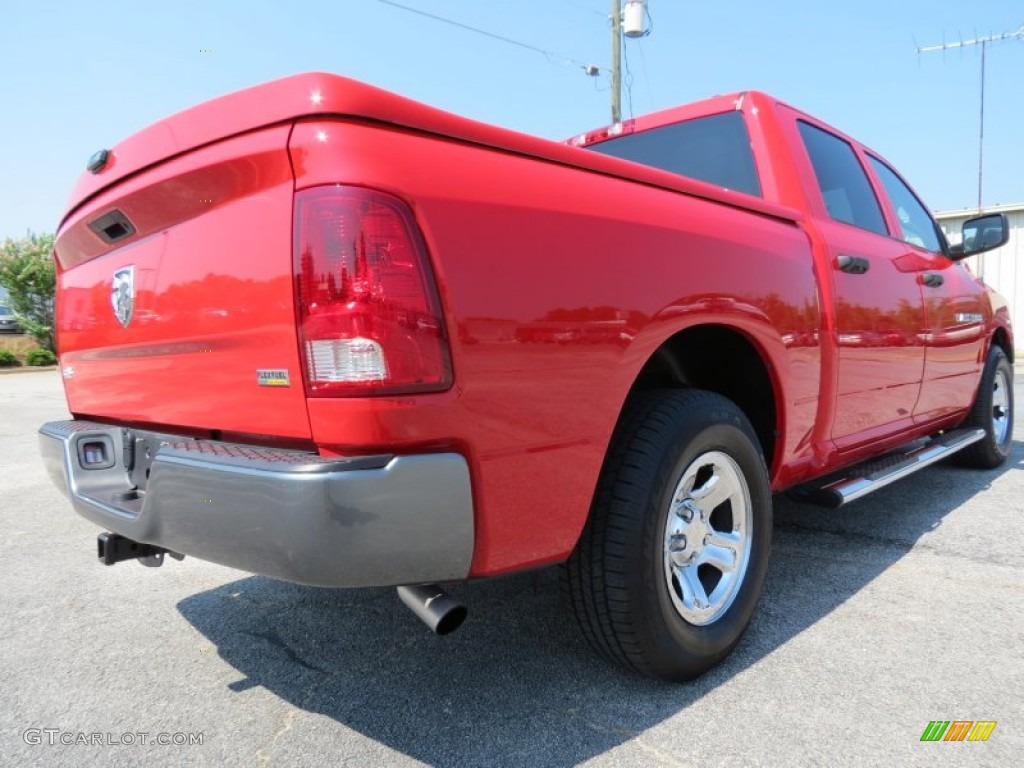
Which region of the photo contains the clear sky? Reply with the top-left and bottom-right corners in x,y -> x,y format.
1,0 -> 1021,240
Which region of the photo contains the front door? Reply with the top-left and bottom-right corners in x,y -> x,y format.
865,155 -> 988,422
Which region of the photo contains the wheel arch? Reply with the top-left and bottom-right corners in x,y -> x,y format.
623,323 -> 783,474
991,325 -> 1014,364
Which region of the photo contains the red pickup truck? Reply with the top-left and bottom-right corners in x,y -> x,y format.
40,73 -> 1013,682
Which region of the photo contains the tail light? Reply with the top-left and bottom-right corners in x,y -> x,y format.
293,185 -> 452,396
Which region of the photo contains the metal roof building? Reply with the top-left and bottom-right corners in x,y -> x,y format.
936,203 -> 1024,353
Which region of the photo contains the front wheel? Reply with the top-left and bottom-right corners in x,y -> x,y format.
562,389 -> 772,682
954,345 -> 1014,469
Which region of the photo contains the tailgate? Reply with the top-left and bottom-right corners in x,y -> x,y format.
54,124 -> 311,439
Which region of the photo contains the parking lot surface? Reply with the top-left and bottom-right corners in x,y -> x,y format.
1,370 -> 1021,767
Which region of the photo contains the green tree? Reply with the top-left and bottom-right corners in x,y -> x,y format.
0,232 -> 57,352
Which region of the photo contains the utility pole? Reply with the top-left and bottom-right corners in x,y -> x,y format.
610,1 -> 649,124
611,0 -> 622,124
917,25 -> 1024,211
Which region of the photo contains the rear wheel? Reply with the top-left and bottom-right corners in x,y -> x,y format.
562,389 -> 772,681
954,345 -> 1014,469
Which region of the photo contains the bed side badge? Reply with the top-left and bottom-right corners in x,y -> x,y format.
257,369 -> 291,387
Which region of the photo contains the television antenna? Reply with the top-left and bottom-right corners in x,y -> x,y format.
916,24 -> 1024,210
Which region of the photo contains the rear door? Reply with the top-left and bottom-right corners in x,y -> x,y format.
793,119 -> 929,450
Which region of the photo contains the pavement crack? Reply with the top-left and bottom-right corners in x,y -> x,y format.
243,629 -> 327,675
249,630 -> 344,764
254,666 -> 346,764
255,708 -> 297,765
565,709 -> 697,767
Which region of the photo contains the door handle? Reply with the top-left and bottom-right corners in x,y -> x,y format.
920,272 -> 944,288
836,254 -> 870,274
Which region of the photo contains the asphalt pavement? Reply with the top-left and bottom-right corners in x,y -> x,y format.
1,370 -> 1020,767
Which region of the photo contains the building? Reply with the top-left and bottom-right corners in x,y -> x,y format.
936,202 -> 1024,353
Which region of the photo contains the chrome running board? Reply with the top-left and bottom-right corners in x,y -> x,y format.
792,428 -> 985,508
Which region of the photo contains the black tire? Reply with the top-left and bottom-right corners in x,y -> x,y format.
954,345 -> 1014,469
562,389 -> 772,682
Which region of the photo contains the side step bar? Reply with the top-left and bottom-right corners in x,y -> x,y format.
792,428 -> 985,508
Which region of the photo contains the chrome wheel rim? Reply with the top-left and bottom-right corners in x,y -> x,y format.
663,451 -> 753,626
993,368 -> 1011,446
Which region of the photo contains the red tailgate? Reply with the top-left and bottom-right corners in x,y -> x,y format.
54,124 -> 311,439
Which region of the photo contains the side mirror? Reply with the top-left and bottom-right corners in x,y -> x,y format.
948,213 -> 1009,260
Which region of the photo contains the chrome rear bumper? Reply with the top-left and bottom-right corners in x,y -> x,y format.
39,420 -> 474,587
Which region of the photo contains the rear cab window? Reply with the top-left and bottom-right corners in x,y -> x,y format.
586,111 -> 762,197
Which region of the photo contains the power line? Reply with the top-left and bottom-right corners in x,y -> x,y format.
376,0 -> 602,74
622,33 -> 635,119
558,0 -> 608,18
636,38 -> 654,112
629,4 -> 655,115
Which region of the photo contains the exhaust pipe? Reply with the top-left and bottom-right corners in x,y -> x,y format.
397,584 -> 467,635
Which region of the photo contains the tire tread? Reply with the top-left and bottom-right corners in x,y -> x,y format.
562,389 -> 764,678
954,346 -> 1013,469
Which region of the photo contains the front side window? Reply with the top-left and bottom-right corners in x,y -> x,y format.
867,156 -> 942,253
587,111 -> 762,197
797,121 -> 888,236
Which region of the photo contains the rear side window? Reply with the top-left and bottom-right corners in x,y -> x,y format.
867,156 -> 942,253
587,111 -> 762,197
797,121 -> 888,236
